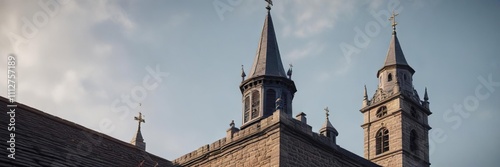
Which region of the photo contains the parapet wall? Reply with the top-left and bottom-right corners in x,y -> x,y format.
172,110 -> 337,166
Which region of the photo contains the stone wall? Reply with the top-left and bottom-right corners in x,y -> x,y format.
174,110 -> 379,167
173,111 -> 282,167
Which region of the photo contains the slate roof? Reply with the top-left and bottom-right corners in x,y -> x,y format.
0,96 -> 172,167
248,10 -> 287,79
378,31 -> 415,75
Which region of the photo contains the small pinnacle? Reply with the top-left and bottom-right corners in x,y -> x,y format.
363,85 -> 368,98
424,87 -> 429,101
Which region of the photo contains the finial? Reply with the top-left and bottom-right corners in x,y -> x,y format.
241,65 -> 246,81
388,10 -> 399,34
265,0 -> 273,11
424,87 -> 429,101
324,107 -> 330,120
287,64 -> 293,79
134,111 -> 146,128
229,120 -> 235,128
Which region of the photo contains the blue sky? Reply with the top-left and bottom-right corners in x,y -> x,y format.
1,0 -> 499,166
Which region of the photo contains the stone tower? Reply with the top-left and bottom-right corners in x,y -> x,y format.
360,13 -> 432,167
239,5 -> 297,129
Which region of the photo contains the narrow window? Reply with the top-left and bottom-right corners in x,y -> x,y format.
404,74 -> 407,81
282,92 -> 288,114
265,89 -> 276,115
376,106 -> 387,118
244,96 -> 250,122
410,130 -> 418,151
388,73 -> 393,82
376,128 -> 390,155
411,107 -> 419,120
251,91 -> 260,119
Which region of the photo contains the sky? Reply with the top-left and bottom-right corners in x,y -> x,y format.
1,0 -> 499,166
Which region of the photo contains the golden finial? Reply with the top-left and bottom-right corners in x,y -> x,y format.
389,11 -> 399,33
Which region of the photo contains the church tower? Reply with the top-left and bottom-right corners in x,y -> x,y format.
360,13 -> 432,167
239,4 -> 297,129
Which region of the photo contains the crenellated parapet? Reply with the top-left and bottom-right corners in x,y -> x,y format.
173,109 -> 339,166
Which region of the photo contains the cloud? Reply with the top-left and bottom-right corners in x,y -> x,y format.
0,0 -> 140,131
273,0 -> 357,38
285,41 -> 325,62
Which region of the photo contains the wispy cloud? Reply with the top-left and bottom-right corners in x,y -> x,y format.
274,0 -> 357,38
285,41 -> 325,62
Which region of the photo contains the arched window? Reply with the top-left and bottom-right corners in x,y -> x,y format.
251,91 -> 260,119
388,73 -> 393,82
265,89 -> 276,115
376,128 -> 390,155
410,130 -> 418,151
244,96 -> 250,122
376,106 -> 387,118
282,92 -> 288,114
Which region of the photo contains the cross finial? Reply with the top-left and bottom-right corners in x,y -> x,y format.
134,105 -> 146,128
265,0 -> 273,10
324,107 -> 330,119
389,11 -> 399,33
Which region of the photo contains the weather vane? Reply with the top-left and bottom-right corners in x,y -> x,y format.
324,107 -> 330,119
389,11 -> 399,32
265,0 -> 273,10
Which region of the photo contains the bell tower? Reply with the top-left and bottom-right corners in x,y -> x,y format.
239,2 -> 296,129
360,12 -> 432,167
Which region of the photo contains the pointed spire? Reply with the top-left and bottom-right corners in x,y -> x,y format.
247,3 -> 287,79
378,12 -> 414,76
241,65 -> 246,81
424,87 -> 429,101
